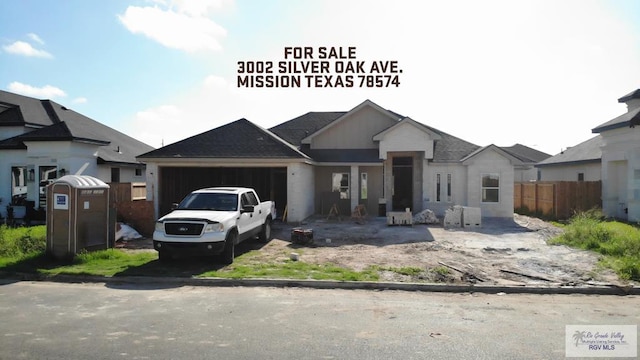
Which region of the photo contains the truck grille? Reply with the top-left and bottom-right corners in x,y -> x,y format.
164,222 -> 205,236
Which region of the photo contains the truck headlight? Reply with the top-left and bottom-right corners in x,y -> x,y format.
155,222 -> 164,232
204,223 -> 224,233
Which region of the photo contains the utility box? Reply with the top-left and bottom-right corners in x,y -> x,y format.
46,175 -> 111,259
462,206 -> 482,228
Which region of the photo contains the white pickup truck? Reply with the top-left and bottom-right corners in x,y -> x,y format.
153,187 -> 274,264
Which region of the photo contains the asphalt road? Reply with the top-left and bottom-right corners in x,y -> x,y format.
0,280 -> 638,360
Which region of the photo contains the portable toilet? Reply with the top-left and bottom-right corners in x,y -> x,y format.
46,175 -> 111,259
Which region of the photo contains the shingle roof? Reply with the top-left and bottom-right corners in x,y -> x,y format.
138,118 -> 308,159
0,90 -> 154,165
592,106 -> 640,133
269,111 -> 346,146
618,89 -> 640,103
500,144 -> 551,163
270,107 -> 480,163
536,135 -> 602,167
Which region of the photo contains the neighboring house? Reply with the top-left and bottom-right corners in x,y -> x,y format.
535,135 -> 603,182
0,90 -> 154,219
139,100 -> 519,222
501,144 -> 551,182
592,88 -> 640,221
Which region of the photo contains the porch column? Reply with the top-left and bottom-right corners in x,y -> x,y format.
350,165 -> 359,210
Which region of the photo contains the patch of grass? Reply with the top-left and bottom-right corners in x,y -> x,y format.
0,225 -> 46,258
205,259 -> 379,281
548,211 -> 640,281
431,266 -> 451,276
376,266 -> 423,277
41,249 -> 159,277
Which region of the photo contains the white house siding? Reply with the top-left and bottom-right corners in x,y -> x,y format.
514,166 -> 539,182
599,126 -> 640,221
310,106 -> 396,149
1,141 -> 110,217
0,149 -> 30,218
287,162 -> 315,222
464,149 -> 514,218
378,122 -> 434,160
538,162 -> 601,181
423,162 -> 467,216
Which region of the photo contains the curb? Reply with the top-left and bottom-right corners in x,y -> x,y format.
2,272 -> 638,296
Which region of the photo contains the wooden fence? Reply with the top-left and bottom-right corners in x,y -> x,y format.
514,181 -> 602,219
108,182 -> 147,203
108,182 -> 154,237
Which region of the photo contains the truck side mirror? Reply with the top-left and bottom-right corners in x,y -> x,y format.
171,203 -> 179,210
241,205 -> 255,213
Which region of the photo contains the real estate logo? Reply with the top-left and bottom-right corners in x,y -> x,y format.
566,325 -> 637,358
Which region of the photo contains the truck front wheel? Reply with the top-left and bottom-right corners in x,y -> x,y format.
258,218 -> 272,243
158,250 -> 173,262
220,231 -> 236,264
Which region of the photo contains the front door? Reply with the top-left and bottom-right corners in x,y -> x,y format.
392,157 -> 413,211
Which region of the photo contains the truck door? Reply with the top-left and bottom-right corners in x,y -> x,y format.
237,192 -> 256,236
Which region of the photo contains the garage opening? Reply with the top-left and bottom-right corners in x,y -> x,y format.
159,167 -> 287,218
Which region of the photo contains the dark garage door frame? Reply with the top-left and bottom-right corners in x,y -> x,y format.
158,166 -> 287,218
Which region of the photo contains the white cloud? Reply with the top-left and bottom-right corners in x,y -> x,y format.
72,97 -> 88,104
168,0 -> 231,17
27,33 -> 45,45
122,0 -> 640,155
2,41 -> 52,58
118,4 -> 227,52
7,82 -> 66,99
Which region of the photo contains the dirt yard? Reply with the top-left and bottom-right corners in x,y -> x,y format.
120,214 -> 625,287
265,214 -> 624,286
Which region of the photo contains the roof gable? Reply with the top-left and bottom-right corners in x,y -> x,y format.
301,99 -> 400,144
373,117 -> 442,141
461,144 -> 520,165
138,118 -> 308,159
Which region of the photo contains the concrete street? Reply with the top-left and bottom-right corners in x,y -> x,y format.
0,280 -> 638,359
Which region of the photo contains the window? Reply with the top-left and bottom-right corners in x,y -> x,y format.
332,173 -> 349,199
436,173 -> 452,202
11,166 -> 28,205
481,174 -> 500,203
135,168 -> 143,177
577,173 -> 584,182
111,168 -> 120,182
360,173 -> 368,200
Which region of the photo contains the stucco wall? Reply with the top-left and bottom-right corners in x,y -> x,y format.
422,162 -> 468,216
599,126 -> 640,221
287,162 -> 315,222
464,149 -> 514,218
378,122 -> 434,159
311,106 -> 397,149
538,162 -> 601,182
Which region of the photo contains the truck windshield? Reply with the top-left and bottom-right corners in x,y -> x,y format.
177,193 -> 238,211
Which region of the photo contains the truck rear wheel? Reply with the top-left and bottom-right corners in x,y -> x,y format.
258,218 -> 272,243
220,231 -> 236,264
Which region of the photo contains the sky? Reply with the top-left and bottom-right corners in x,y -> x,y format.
1,0 -> 640,156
